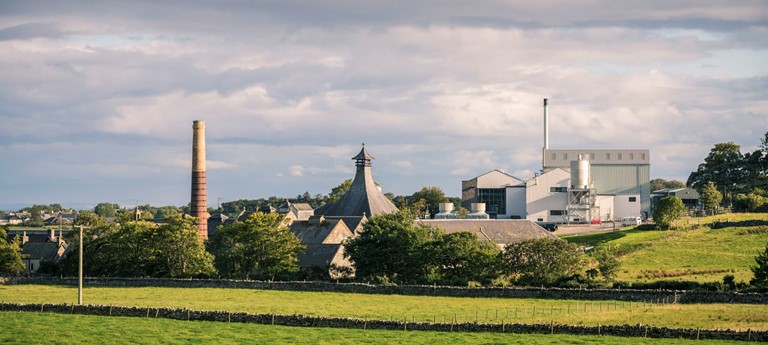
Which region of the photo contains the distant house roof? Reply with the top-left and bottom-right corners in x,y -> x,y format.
651,188 -> 700,200
21,241 -> 68,261
292,203 -> 314,211
416,219 -> 560,247
320,145 -> 398,218
297,244 -> 348,269
289,216 -> 353,244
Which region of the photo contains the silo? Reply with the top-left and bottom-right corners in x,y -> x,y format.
570,155 -> 590,190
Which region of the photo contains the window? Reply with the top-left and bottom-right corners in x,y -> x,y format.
630,153 -> 634,160
641,153 -> 646,160
606,153 -> 611,160
617,153 -> 623,160
563,153 -> 568,160
590,153 -> 595,160
550,187 -> 567,193
477,188 -> 506,215
629,196 -> 637,202
551,153 -> 556,160
550,210 -> 567,216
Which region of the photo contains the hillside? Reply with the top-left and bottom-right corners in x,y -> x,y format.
563,213 -> 768,283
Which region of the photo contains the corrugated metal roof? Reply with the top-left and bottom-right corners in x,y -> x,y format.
417,219 -> 560,246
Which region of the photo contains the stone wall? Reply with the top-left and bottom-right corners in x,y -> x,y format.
3,277 -> 767,304
0,302 -> 765,341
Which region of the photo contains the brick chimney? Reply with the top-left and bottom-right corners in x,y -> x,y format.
191,120 -> 209,240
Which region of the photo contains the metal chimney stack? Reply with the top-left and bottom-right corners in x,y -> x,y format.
191,120 -> 209,240
543,98 -> 549,150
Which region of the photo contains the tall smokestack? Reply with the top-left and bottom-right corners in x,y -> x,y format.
191,120 -> 209,240
543,98 -> 549,150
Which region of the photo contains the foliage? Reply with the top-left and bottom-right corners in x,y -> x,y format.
594,250 -> 621,281
73,210 -> 106,228
93,202 -> 119,218
429,232 -> 501,285
699,182 -> 723,213
344,211 -> 441,283
0,227 -> 24,275
501,238 -> 586,286
207,212 -> 303,280
327,178 -> 353,204
59,217 -> 214,278
750,243 -> 768,287
650,178 -> 686,192
687,142 -> 743,204
652,196 -> 685,229
733,193 -> 766,212
410,186 -> 449,218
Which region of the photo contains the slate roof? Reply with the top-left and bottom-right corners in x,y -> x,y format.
320,145 -> 398,217
289,217 -> 353,244
416,219 -> 560,246
297,244 -> 345,269
21,242 -> 67,261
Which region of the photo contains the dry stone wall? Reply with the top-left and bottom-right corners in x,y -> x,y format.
3,277 -> 767,304
0,302 -> 765,342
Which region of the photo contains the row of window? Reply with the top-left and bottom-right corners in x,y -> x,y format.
550,152 -> 646,161
550,187 -> 567,193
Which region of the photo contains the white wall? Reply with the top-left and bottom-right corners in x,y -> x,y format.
614,194 -> 642,219
595,195 -> 615,221
505,186 -> 526,219
476,170 -> 524,188
525,169 -> 569,222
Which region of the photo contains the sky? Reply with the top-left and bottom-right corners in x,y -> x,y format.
1,1 -> 767,211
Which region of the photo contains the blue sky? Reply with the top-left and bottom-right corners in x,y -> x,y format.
1,1 -> 766,210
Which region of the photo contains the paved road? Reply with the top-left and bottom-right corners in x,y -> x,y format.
555,222 -> 622,236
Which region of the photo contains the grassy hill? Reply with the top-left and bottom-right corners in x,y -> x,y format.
563,213 -> 768,283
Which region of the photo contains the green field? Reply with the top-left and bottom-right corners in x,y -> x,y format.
1,285 -> 766,331
563,213 -> 768,283
0,311 -> 753,345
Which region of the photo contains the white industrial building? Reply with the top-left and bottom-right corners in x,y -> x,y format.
461,99 -> 650,223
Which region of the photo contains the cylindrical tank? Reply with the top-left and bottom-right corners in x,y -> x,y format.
570,156 -> 590,189
438,203 -> 454,213
471,203 -> 486,213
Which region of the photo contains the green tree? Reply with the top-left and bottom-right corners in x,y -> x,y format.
652,196 -> 685,229
733,193 -> 766,212
0,227 -> 24,275
501,238 -> 585,286
687,142 -> 743,205
411,187 -> 449,218
594,250 -> 621,281
73,210 -> 106,228
700,182 -> 723,214
344,211 -> 441,283
328,179 -> 353,204
650,178 -> 686,192
155,206 -> 181,219
430,232 -> 501,285
207,212 -> 303,280
750,242 -> 768,288
152,216 -> 215,278
93,203 -> 119,218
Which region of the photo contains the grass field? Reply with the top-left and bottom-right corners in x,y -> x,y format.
1,285 -> 767,331
563,213 -> 768,283
0,311 -> 753,345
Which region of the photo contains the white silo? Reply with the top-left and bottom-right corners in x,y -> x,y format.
570,154 -> 590,189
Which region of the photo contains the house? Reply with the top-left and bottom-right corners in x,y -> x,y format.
289,215 -> 355,278
19,229 -> 69,273
651,188 -> 700,209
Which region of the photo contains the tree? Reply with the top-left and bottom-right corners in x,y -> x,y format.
687,142 -> 743,205
0,227 -> 24,275
430,232 -> 501,285
207,212 -> 303,280
93,203 -> 119,218
652,196 -> 685,229
344,211 -> 441,283
700,182 -> 723,214
750,242 -> 768,288
328,179 -> 353,204
593,250 -> 620,281
650,178 -> 686,192
733,193 -> 766,212
411,187 -> 449,218
155,206 -> 181,219
501,238 -> 585,286
152,216 -> 215,278
73,210 -> 106,228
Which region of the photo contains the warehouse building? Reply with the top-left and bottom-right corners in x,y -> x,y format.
461,99 -> 650,223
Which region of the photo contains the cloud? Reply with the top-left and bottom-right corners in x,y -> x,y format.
0,1 -> 766,208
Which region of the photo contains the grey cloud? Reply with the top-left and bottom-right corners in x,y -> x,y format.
0,22 -> 68,41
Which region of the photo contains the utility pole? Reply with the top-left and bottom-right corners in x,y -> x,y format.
78,225 -> 83,305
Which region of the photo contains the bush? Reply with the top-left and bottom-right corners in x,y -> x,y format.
653,196 -> 685,229
501,238 -> 586,286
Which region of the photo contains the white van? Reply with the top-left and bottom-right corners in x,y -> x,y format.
621,217 -> 642,226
